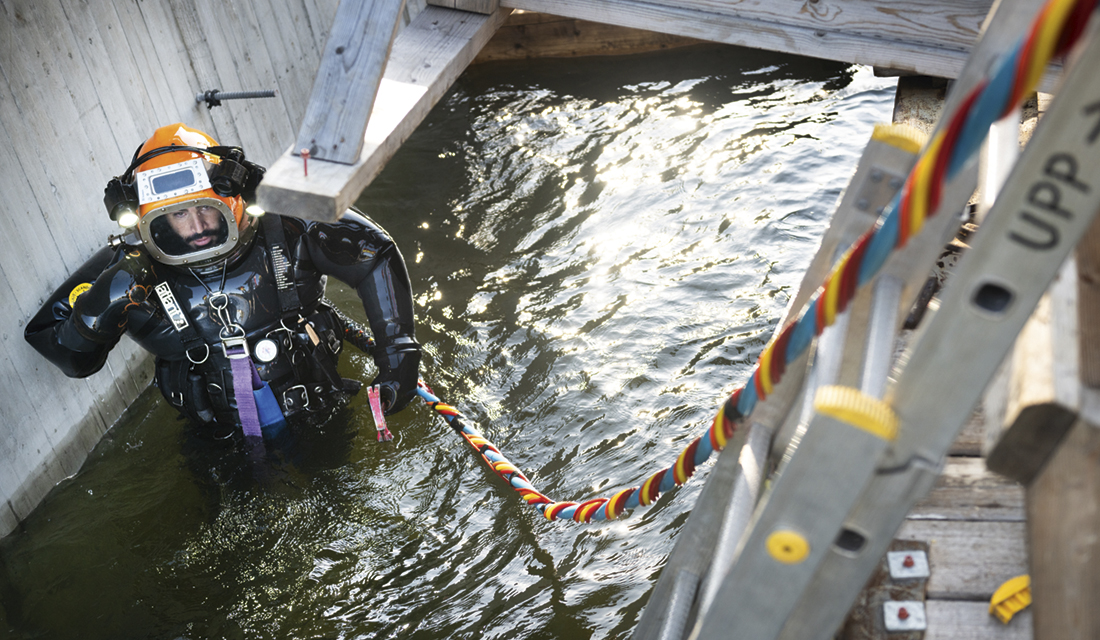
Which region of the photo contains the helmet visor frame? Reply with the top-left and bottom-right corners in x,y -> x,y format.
140,197 -> 240,265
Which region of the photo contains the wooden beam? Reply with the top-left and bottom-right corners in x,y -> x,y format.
258,5 -> 511,220
896,520 -> 1028,601
427,0 -> 500,14
473,12 -> 705,62
1027,417 -> 1100,640
986,278 -> 1080,485
503,0 -> 985,79
1078,206 -> 1100,386
909,456 -> 1025,523
502,0 -> 1061,91
295,0 -> 408,165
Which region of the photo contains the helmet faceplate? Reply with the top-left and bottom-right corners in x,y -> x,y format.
133,124 -> 249,266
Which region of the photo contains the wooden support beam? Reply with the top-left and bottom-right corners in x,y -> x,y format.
504,0 -> 982,81
1078,208 -> 1100,386
428,0 -> 500,14
296,0 -> 408,165
473,11 -> 705,62
257,5 -> 511,220
985,279 -> 1079,485
1027,416 -> 1100,640
502,0 -> 1061,92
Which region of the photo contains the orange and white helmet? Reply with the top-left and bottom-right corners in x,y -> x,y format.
107,123 -> 262,266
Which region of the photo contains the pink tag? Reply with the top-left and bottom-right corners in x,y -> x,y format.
368,385 -> 393,442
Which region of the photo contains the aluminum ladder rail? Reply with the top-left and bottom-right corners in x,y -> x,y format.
690,17 -> 1100,640
635,0 -> 1031,632
632,113 -> 925,640
636,2 -> 1070,637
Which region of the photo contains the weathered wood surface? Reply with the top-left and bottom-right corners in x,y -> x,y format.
257,5 -> 511,219
428,0 -> 499,13
925,601 -> 1033,640
473,11 -> 704,62
910,457 -> 1025,523
986,281 -> 1079,484
1027,417 -> 1100,640
896,520 -> 1028,601
1078,211 -> 1100,387
504,0 -> 993,82
295,0 -> 407,164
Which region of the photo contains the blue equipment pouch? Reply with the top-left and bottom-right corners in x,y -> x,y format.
254,380 -> 287,437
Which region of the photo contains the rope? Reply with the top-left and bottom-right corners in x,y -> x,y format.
417,0 -> 1097,523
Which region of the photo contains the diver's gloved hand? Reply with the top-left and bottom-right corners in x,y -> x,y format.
371,337 -> 421,415
371,378 -> 409,415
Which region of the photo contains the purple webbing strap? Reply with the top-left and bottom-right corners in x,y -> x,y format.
227,345 -> 263,439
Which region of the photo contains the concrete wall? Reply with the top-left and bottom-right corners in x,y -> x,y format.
0,0 -> 427,537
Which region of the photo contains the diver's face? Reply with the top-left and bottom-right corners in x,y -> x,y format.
165,205 -> 223,250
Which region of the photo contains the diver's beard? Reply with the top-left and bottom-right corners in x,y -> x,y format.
185,229 -> 223,249
185,215 -> 258,274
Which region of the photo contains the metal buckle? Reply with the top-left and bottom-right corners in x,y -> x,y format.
186,343 -> 210,364
266,325 -> 293,348
220,334 -> 250,359
326,330 -> 342,354
283,385 -> 309,411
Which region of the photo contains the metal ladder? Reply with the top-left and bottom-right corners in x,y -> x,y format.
634,1 -> 1100,638
689,12 -> 1100,640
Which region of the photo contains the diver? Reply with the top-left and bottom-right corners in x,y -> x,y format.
24,123 -> 421,447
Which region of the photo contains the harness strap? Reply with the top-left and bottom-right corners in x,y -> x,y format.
226,344 -> 264,440
260,213 -> 301,316
153,281 -> 207,360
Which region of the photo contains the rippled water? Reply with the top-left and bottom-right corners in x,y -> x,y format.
1,46 -> 895,639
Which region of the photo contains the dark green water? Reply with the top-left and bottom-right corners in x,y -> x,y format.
1,46 -> 895,639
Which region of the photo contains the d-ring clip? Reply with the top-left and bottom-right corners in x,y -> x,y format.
186,343 -> 210,364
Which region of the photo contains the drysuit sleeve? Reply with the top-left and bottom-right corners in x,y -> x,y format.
24,245 -> 158,378
301,210 -> 421,414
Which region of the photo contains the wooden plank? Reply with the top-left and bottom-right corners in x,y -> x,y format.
910,457 -> 1025,522
503,0 -> 977,81
504,0 -> 1062,92
294,0 -> 407,164
257,5 -> 510,219
896,520 -> 1028,601
626,0 -> 990,52
925,600 -> 1033,640
429,0 -> 500,13
474,12 -> 705,62
951,408 -> 985,456
1027,417 -> 1100,640
1077,208 -> 1100,386
987,258 -> 1081,483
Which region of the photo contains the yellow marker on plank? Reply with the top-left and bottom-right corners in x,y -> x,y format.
989,574 -> 1031,624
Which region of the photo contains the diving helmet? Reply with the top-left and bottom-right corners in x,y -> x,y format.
105,123 -> 264,267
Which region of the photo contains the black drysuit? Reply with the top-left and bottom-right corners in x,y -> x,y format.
25,210 -> 420,434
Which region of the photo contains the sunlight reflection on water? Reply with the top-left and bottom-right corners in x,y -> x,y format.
1,45 -> 895,640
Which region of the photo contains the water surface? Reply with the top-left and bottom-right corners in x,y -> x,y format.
1,45 -> 895,639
